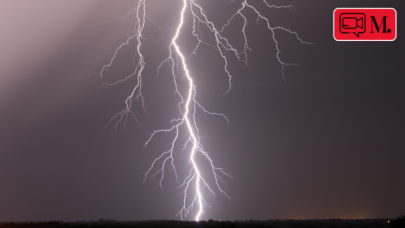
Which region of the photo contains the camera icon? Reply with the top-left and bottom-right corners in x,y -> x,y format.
339,13 -> 366,37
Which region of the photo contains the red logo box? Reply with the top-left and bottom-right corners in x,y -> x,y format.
334,8 -> 397,41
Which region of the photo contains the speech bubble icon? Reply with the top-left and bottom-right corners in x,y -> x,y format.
339,13 -> 366,37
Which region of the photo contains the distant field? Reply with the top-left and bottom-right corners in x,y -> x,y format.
1,218 -> 404,228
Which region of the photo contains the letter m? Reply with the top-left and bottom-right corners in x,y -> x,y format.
370,16 -> 387,33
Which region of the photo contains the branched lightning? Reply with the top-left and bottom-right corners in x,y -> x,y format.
99,0 -> 312,221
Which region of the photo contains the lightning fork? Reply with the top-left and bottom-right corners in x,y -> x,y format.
100,0 -> 311,221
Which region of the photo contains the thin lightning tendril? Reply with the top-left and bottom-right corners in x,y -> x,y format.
99,0 -> 312,221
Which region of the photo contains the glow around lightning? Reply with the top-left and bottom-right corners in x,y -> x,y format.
99,0 -> 311,221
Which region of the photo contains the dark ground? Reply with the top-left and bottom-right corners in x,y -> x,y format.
1,217 -> 405,228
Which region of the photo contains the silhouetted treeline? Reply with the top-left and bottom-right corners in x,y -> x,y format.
388,216 -> 405,228
1,217 -> 403,228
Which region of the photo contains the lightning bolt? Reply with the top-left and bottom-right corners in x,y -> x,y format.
98,0 -> 312,221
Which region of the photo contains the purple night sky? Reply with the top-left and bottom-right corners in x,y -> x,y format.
0,0 -> 404,221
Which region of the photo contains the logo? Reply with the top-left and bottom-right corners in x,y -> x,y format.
334,8 -> 396,41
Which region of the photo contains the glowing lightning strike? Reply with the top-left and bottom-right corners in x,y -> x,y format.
99,0 -> 312,221
171,0 -> 205,220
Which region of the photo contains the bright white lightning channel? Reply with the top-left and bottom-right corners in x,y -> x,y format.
99,0 -> 312,221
